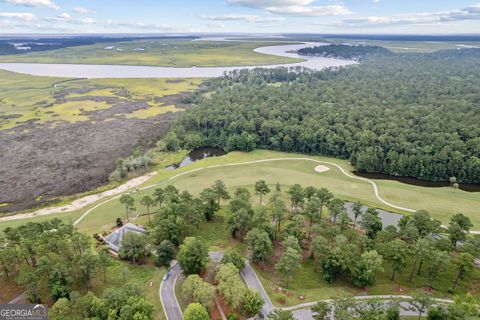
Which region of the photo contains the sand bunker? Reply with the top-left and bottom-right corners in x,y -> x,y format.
314,165 -> 330,173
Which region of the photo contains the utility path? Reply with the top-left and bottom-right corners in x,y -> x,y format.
0,171 -> 158,223
73,157 -> 416,226
3,156 -> 473,232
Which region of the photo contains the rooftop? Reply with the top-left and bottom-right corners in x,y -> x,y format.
104,222 -> 145,252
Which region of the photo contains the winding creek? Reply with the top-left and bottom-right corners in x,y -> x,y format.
165,147 -> 226,170
0,42 -> 356,78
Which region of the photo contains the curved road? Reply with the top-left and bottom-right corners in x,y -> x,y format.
160,252 -> 453,320
160,252 -> 225,320
290,297 -> 454,320
160,252 -> 275,320
0,156 -> 448,226
73,157 -> 415,226
241,262 -> 275,316
4,156 -> 477,233
160,263 -> 183,320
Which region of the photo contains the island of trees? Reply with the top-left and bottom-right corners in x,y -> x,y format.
298,44 -> 392,60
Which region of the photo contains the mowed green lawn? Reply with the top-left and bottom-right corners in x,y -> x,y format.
1,150 -> 479,233
0,40 -> 302,67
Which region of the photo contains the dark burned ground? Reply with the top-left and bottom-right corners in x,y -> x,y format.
0,91 -> 193,213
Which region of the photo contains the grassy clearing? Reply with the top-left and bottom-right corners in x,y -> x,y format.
85,78 -> 203,97
189,209 -> 243,252
0,40 -> 301,67
0,70 -> 202,130
253,253 -> 480,307
2,149 -> 479,232
91,258 -> 167,320
0,256 -> 166,319
123,104 -> 182,119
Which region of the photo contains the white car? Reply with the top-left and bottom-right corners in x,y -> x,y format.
163,273 -> 170,281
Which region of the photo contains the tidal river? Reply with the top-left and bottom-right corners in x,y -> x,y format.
0,42 -> 356,78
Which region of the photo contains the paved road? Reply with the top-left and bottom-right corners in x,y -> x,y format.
241,262 -> 275,316
160,252 -> 225,320
291,302 -> 434,319
288,297 -> 453,319
160,252 -> 454,320
160,263 -> 183,320
8,293 -> 25,304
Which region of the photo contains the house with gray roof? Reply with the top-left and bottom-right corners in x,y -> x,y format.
104,223 -> 146,252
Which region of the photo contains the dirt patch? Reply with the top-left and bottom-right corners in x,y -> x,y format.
0,279 -> 24,304
0,92 -> 192,213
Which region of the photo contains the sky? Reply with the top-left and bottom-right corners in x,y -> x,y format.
0,0 -> 480,34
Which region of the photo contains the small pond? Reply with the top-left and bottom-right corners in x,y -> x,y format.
344,202 -> 403,229
165,147 -> 226,170
354,171 -> 480,192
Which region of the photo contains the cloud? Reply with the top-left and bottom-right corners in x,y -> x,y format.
267,5 -> 351,16
227,0 -> 351,16
337,3 -> 480,27
227,0 -> 313,8
57,12 -> 70,20
78,17 -> 95,24
103,19 -> 174,31
205,21 -> 225,28
0,11 -> 36,21
200,13 -> 285,23
73,6 -> 90,14
3,0 -> 59,10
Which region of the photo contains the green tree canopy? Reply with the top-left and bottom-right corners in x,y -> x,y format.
178,237 -> 209,275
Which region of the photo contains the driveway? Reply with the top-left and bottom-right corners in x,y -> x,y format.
160,252 -> 453,320
289,299 -> 447,319
159,263 -> 183,320
160,252 -> 225,320
241,262 -> 275,316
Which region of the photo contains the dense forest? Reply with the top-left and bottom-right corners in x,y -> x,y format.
168,48 -> 480,183
298,44 -> 392,60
